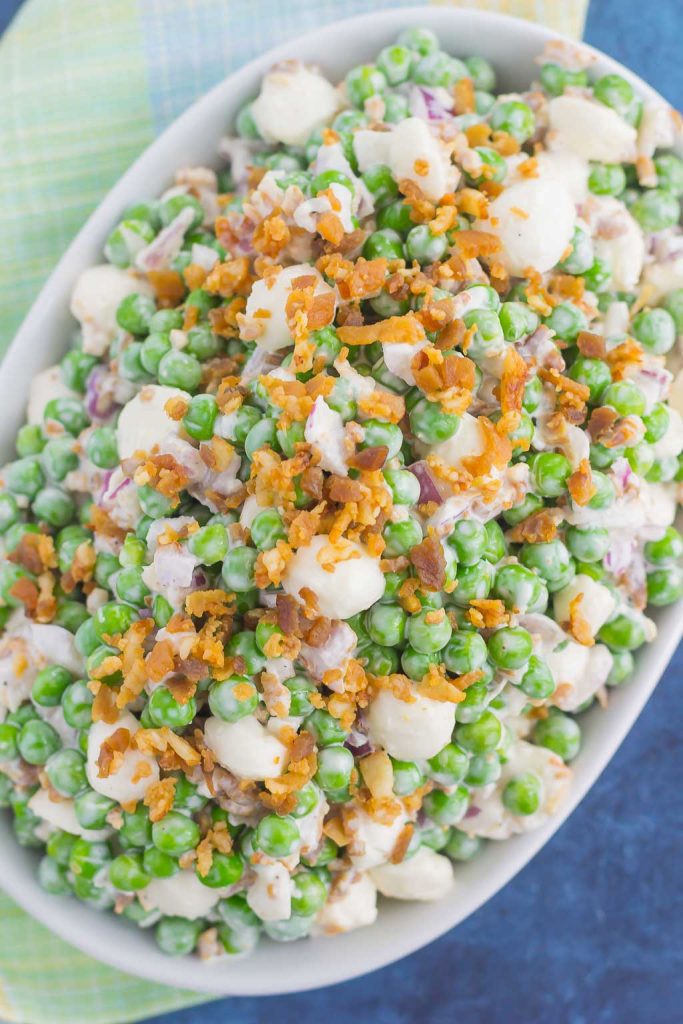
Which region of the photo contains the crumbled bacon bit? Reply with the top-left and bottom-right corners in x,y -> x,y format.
348,445 -> 388,472
144,777 -> 177,822
508,508 -> 563,544
409,533 -> 446,592
336,258 -> 388,302
576,331 -> 607,360
147,270 -> 185,307
467,599 -> 509,629
90,682 -> 119,724
390,822 -> 415,864
498,346 -> 529,432
461,417 -> 512,478
605,338 -> 644,380
452,228 -> 501,259
567,459 -> 597,506
275,593 -> 302,636
146,639 -> 176,683
566,593 -> 595,647
185,589 -> 235,618
204,257 -> 252,297
337,312 -> 425,347
97,728 -> 130,779
9,533 -> 57,575
327,475 -> 364,504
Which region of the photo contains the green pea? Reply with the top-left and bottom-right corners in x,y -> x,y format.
399,646 -> 437,681
32,664 -> 73,708
405,607 -> 452,654
588,162 -> 627,196
522,374 -> 543,413
159,193 -> 203,230
445,829 -> 483,861
662,288 -> 683,333
466,749 -> 501,786
631,307 -> 677,355
225,631 -> 265,674
545,302 -> 587,343
115,292 -> 156,336
446,520 -> 484,566
503,772 -> 541,815
499,301 -> 538,342
60,681 -> 94,730
117,805 -> 152,850
255,813 -> 300,858
305,709 -> 349,748
0,722 -> 19,761
462,308 -> 504,360
383,467 -> 421,506
644,526 -> 683,566
647,566 -> 683,606
519,539 -> 572,585
314,744 -> 354,795
442,631 -> 487,675
61,349 -> 100,393
517,654 -> 554,699
345,64 -> 387,108
391,758 -> 425,796
0,493 -> 20,533
484,520 -> 507,564
487,626 -> 533,670
382,518 -> 423,557
533,712 -> 581,761
157,350 -> 202,392
364,602 -> 406,648
155,916 -> 201,956
147,686 -> 197,729
143,847 -> 179,878
107,852 -> 150,892
152,811 -> 200,856
529,452 -> 571,497
209,677 -> 258,722
490,99 -> 535,142
44,748 -> 87,798
451,560 -> 495,608
631,188 -> 680,232
539,61 -> 587,95
462,53 -> 495,90
139,332 -> 171,376
221,546 -> 257,592
567,356 -> 611,404
377,198 -> 415,235
249,508 -> 286,551
408,396 -> 459,444
405,224 -> 448,266
593,73 -> 642,126
455,710 -> 502,753
281,675 -> 316,718
187,521 -> 228,565
196,850 -> 244,889
423,785 -> 469,825
105,218 -> 155,267
93,601 -> 136,641
361,166 -> 399,210
18,719 -> 61,764
601,379 -> 646,417
559,225 -> 595,276
74,789 -> 117,830
38,856 -> 72,895
412,51 -> 467,88
598,612 -> 646,651
582,257 -> 612,292
289,869 -> 327,917
428,743 -> 469,785
398,26 -> 439,54
607,649 -> 634,686
6,456 -> 45,499
376,44 -> 413,85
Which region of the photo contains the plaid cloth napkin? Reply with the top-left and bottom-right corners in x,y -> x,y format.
0,1 -> 588,1021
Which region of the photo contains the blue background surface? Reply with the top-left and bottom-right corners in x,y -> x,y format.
1,1 -> 682,1021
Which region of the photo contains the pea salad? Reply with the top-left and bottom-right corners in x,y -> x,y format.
1,27 -> 683,960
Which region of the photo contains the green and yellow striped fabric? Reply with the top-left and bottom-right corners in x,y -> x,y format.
0,1 -> 587,1020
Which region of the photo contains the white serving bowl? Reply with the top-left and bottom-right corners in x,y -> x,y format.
1,4 -> 681,997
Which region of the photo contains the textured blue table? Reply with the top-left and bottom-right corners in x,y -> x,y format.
2,1 -> 682,1021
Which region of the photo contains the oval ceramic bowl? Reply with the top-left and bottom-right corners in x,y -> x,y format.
1,4 -> 681,997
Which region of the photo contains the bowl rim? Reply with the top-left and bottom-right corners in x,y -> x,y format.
1,2 -> 681,997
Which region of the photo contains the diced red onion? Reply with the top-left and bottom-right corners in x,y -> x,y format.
408,85 -> 452,122
135,206 -> 195,272
408,461 -> 447,506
